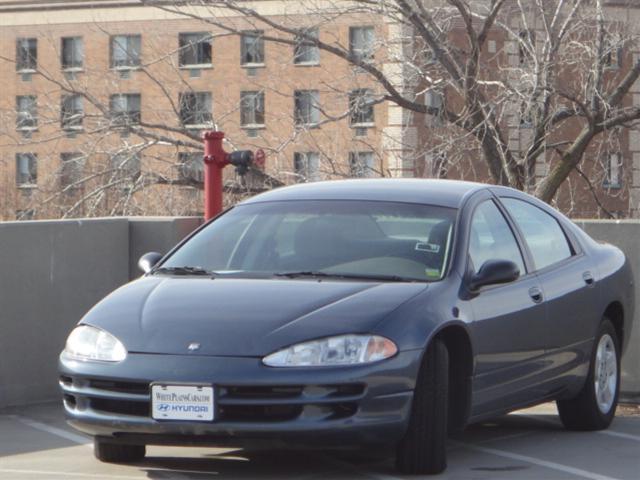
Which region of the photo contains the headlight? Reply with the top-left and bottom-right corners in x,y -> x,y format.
263,334 -> 397,367
63,325 -> 127,362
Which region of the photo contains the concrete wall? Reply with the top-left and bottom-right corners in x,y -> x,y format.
576,221 -> 640,402
0,217 -> 201,409
128,217 -> 202,279
0,217 -> 638,408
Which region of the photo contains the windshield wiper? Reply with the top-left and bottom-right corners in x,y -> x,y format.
153,266 -> 215,276
273,271 -> 418,282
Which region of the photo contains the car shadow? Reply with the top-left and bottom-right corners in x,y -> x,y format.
452,412 -> 564,444
139,448 -> 378,479
135,414 -> 567,479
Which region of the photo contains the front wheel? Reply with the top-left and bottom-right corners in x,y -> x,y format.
94,438 -> 146,463
557,319 -> 620,431
395,338 -> 448,475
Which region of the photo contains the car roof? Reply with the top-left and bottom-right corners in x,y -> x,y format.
241,179 -> 487,209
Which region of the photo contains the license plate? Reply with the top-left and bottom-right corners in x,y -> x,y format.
151,384 -> 214,421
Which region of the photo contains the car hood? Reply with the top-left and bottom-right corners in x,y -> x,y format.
81,276 -> 427,356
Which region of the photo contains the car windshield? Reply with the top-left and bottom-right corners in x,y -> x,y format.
160,200 -> 456,282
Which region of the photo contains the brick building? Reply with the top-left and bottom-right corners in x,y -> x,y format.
0,0 -> 638,220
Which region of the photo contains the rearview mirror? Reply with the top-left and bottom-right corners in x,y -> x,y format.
469,259 -> 520,292
138,252 -> 163,274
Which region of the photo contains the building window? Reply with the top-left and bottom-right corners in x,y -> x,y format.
294,90 -> 320,126
349,89 -> 375,126
241,30 -> 264,65
179,92 -> 212,127
16,153 -> 37,187
605,48 -> 621,69
16,38 -> 37,71
604,37 -> 622,69
294,28 -> 319,64
61,37 -> 83,70
179,32 -> 212,67
111,152 -> 141,188
604,153 -> 622,188
349,26 -> 375,63
427,150 -> 448,178
110,35 -> 141,68
402,156 -> 415,178
60,152 -> 85,188
518,30 -> 535,65
16,95 -> 37,130
425,90 -> 444,120
294,152 -> 320,182
519,101 -> 533,128
240,91 -> 265,127
110,94 -> 141,125
178,152 -> 204,183
424,90 -> 444,127
349,151 -> 376,178
61,95 -> 84,129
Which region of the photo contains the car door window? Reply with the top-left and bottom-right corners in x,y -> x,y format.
469,200 -> 526,275
501,198 -> 572,271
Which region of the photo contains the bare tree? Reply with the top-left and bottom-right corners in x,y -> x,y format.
143,0 -> 640,213
2,0 -> 638,219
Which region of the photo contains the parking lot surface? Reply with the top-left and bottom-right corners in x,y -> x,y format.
0,402 -> 639,479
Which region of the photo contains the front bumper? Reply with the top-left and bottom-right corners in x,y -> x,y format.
59,350 -> 422,447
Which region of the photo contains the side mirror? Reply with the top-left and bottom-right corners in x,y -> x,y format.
469,259 -> 520,292
138,252 -> 163,274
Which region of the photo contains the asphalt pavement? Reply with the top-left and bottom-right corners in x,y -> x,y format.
0,402 -> 639,479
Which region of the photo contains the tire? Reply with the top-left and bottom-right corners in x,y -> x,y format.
94,438 -> 146,463
395,338 -> 448,475
557,318 -> 620,431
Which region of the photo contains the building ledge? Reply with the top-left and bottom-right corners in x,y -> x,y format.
179,64 -> 213,70
0,1 -> 142,14
112,65 -> 141,71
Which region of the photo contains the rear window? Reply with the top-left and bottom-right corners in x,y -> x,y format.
501,198 -> 572,270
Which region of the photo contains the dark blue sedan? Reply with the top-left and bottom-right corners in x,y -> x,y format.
59,179 -> 634,474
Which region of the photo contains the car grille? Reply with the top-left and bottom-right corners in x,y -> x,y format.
88,379 -> 149,395
90,397 -> 150,417
60,376 -> 364,423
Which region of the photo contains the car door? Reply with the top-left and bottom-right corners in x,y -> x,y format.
464,196 -> 551,417
499,197 -> 598,387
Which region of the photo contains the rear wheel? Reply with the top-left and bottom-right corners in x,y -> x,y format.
94,438 -> 146,463
395,338 -> 448,475
557,319 -> 620,431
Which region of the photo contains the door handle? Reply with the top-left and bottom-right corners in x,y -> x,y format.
583,271 -> 595,286
529,287 -> 543,303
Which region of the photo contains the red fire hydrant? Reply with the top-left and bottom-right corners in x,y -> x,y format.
202,131 -> 265,220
